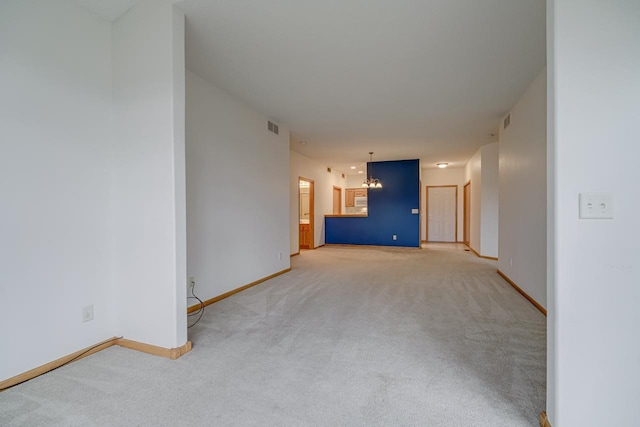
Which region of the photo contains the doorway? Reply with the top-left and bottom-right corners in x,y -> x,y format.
332,186 -> 342,215
463,181 -> 471,245
426,186 -> 457,242
299,177 -> 314,250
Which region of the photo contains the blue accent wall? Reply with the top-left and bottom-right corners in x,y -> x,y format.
325,159 -> 420,247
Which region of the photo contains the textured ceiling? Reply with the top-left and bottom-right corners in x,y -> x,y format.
71,0 -> 139,21
71,0 -> 546,174
182,0 -> 546,173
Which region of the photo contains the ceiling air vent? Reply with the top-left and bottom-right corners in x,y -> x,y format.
504,113 -> 511,129
267,120 -> 279,135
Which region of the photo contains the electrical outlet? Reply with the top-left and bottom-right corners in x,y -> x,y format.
278,252 -> 282,260
188,276 -> 195,290
392,235 -> 397,241
509,257 -> 513,267
82,305 -> 94,322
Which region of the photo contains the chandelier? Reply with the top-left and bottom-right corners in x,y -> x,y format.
362,152 -> 382,189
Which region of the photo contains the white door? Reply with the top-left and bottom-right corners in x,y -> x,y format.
428,186 -> 456,242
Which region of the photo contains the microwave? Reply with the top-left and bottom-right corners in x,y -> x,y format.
354,196 -> 368,207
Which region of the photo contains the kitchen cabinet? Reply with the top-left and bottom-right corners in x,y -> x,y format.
345,189 -> 355,207
345,188 -> 367,207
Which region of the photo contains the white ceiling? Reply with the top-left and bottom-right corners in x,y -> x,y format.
73,0 -> 546,174
71,0 -> 139,21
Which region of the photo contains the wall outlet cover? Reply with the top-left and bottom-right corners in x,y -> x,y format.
82,305 -> 94,322
579,193 -> 613,219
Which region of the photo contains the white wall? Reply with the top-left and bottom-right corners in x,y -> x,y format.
0,0 -> 115,380
498,68 -> 547,308
464,143 -> 499,257
0,0 -> 188,381
172,4 -> 187,343
480,143 -> 499,257
111,0 -> 186,349
421,167 -> 466,241
548,1 -> 640,425
290,151 -> 347,252
187,70 -> 290,305
346,174 -> 365,188
465,149 -> 482,251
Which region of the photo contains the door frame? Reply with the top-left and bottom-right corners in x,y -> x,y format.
426,185 -> 458,242
298,177 -> 315,250
332,186 -> 342,215
463,181 -> 471,245
419,180 -> 422,246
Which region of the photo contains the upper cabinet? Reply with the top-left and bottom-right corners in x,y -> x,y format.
345,188 -> 367,207
346,189 -> 355,207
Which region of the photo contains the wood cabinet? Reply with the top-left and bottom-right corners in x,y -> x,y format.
345,189 -> 355,207
345,188 -> 367,207
299,223 -> 311,249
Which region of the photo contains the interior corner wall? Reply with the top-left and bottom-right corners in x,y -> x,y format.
546,1 -> 557,422
171,5 -> 187,344
111,0 -> 186,349
186,70 -> 290,306
0,0 -> 115,380
549,1 -> 640,425
465,149 -> 482,252
498,67 -> 547,308
289,151 -> 347,252
421,167 -> 466,241
464,143 -> 499,257
480,143 -> 499,258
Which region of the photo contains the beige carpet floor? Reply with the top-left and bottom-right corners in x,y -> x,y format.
0,244 -> 546,426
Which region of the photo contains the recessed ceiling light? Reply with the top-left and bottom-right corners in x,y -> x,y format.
436,163 -> 449,169
358,170 -> 364,174
350,166 -> 356,170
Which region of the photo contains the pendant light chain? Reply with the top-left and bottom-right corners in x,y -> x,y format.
362,152 -> 382,189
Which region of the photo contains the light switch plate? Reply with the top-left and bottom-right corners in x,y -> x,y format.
82,305 -> 94,322
579,193 -> 613,219
411,208 -> 419,214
